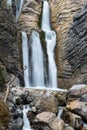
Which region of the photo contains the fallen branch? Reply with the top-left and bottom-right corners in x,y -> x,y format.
4,65 -> 27,102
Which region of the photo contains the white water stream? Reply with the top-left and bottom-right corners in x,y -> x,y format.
22,0 -> 57,88
15,0 -> 24,20
7,0 -> 12,6
30,31 -> 45,87
41,1 -> 57,88
22,105 -> 32,130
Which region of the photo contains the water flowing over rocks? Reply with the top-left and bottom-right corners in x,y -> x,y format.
4,84 -> 87,130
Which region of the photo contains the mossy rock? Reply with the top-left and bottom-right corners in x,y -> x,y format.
0,100 -> 10,130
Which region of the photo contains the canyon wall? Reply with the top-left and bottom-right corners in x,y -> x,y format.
50,0 -> 87,88
0,0 -> 20,89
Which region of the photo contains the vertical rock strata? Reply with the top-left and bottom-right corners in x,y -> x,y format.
50,0 -> 87,89
18,0 -> 41,34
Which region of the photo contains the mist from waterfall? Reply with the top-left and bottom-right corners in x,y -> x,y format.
41,1 -> 57,88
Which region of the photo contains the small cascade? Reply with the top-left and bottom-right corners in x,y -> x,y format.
7,0 -> 12,6
22,31 -> 30,87
41,1 -> 57,88
22,105 -> 32,130
58,107 -> 64,118
29,30 -> 45,87
15,0 -> 24,20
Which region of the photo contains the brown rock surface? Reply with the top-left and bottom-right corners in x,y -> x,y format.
0,100 -> 10,130
50,0 -> 87,89
68,84 -> 87,100
18,0 -> 41,34
66,100 -> 87,122
36,111 -> 64,130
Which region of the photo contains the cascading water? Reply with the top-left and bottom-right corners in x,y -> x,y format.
22,105 -> 32,130
41,1 -> 57,88
22,0 -> 57,88
29,31 -> 45,87
7,0 -> 12,6
15,0 -> 24,20
22,31 -> 30,87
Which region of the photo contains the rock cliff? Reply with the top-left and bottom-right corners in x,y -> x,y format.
0,0 -> 20,89
50,0 -> 87,88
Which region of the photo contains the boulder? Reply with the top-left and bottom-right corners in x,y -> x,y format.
35,111 -> 64,130
68,84 -> 87,100
66,100 -> 87,122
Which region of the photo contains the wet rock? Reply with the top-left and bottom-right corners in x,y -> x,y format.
66,100 -> 87,122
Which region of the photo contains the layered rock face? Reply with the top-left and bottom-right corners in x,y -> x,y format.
50,0 -> 87,89
0,0 -> 20,88
18,0 -> 41,34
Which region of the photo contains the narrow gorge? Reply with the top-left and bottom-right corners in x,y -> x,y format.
0,0 -> 87,130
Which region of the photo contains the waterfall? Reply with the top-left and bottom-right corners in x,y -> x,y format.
22,0 -> 57,88
7,0 -> 12,6
29,30 -> 45,87
15,0 -> 24,20
41,1 -> 57,88
22,31 -> 30,87
22,105 -> 32,130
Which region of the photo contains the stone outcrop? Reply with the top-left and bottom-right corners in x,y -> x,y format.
18,0 -> 41,34
35,112 -> 64,130
50,0 -> 87,89
66,100 -> 87,122
0,0 -> 20,88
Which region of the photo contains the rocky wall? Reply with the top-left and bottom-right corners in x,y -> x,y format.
50,0 -> 87,89
0,0 -> 20,89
